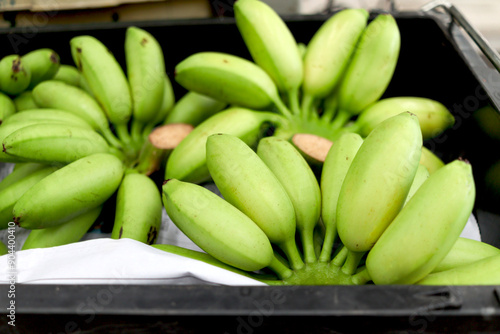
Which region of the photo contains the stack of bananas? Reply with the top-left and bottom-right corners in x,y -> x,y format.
0,27 -> 225,252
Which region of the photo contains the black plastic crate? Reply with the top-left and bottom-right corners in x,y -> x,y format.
0,4 -> 500,333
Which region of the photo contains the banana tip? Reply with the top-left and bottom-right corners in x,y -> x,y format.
13,217 -> 20,226
458,156 -> 471,165
2,143 -> 6,153
163,179 -> 172,185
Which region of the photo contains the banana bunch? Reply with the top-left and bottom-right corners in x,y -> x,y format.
0,25 -> 225,251
160,111 -> 498,286
167,0 -> 456,183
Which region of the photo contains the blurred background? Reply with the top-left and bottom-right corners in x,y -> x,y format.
0,0 -> 498,51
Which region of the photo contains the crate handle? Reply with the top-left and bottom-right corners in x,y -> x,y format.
421,0 -> 500,73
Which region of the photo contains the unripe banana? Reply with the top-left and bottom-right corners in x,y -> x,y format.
32,80 -> 122,148
335,14 -> 401,124
52,64 -> 81,87
0,162 -> 47,192
151,74 -> 175,126
319,132 -> 363,262
234,0 -> 303,102
0,92 -> 16,123
420,146 -> 445,174
257,136 -> 321,264
13,91 -> 37,112
336,112 -> 422,253
111,172 -> 162,245
404,163 -> 430,205
0,55 -> 31,95
21,48 -> 60,89
21,205 -> 102,250
366,159 -> 475,285
433,237 -> 500,273
125,26 -> 165,125
351,97 -> 455,140
165,107 -> 284,184
301,8 -> 368,107
13,153 -> 124,229
174,52 -> 291,117
0,164 -> 58,229
2,108 -> 93,129
416,254 -> 500,285
70,35 -> 132,139
162,178 -> 274,272
2,123 -> 110,164
206,133 -> 303,269
163,91 -> 227,126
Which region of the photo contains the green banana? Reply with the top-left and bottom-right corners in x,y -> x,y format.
174,52 -> 291,117
336,112 -> 422,253
21,48 -> 60,89
404,164 -> 430,205
416,254 -> 500,285
319,132 -> 363,262
433,237 -> 500,273
70,35 -> 132,143
257,136 -> 321,264
0,55 -> 31,95
2,108 -> 93,129
111,172 -> 162,245
301,8 -> 368,113
334,14 -> 401,127
2,123 -> 110,164
163,91 -> 227,126
52,64 -> 81,87
350,97 -> 455,140
21,205 -> 102,250
206,133 -> 303,270
365,159 -> 475,285
13,91 -> 38,112
162,178 -> 274,272
234,0 -> 303,113
32,80 -> 122,149
0,162 -> 47,192
420,146 -> 445,174
0,92 -> 16,123
0,163 -> 58,229
13,152 -> 124,229
165,107 -> 284,184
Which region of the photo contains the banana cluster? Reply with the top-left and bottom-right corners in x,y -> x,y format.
0,26 -> 223,250
162,113 -> 499,285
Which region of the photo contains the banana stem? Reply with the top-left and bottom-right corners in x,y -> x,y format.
133,140 -> 168,176
267,253 -> 293,280
272,96 -> 293,119
101,127 -> 123,150
300,93 -> 314,121
300,227 -> 317,264
341,250 -> 366,276
115,123 -> 133,145
320,100 -> 338,124
287,88 -> 301,116
319,223 -> 338,263
329,109 -> 352,131
351,266 -> 372,285
278,238 -> 304,270
130,119 -> 146,146
331,245 -> 348,267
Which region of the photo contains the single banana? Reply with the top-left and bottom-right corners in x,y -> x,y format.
70,35 -> 132,143
416,254 -> 500,285
2,108 -> 93,129
350,97 -> 455,140
174,52 -> 291,117
21,205 -> 102,250
150,74 -> 176,125
0,163 -> 58,229
420,146 -> 445,174
0,55 -> 31,95
319,132 -> 363,262
0,91 -> 16,123
2,123 -> 110,164
111,172 -> 163,245
13,152 -> 124,229
432,237 -> 500,273
165,107 -> 284,184
21,48 -> 60,89
234,0 -> 303,113
334,14 -> 401,127
162,178 -> 274,272
52,64 -> 81,87
163,91 -> 227,126
336,112 -> 422,253
301,8 -> 369,112
0,162 -> 47,192
32,80 -> 122,149
206,133 -> 303,270
365,159 -> 475,285
404,163 -> 430,205
13,91 -> 38,112
257,136 -> 321,264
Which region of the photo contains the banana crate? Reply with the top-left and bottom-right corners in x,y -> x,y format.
1,1 -> 500,333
